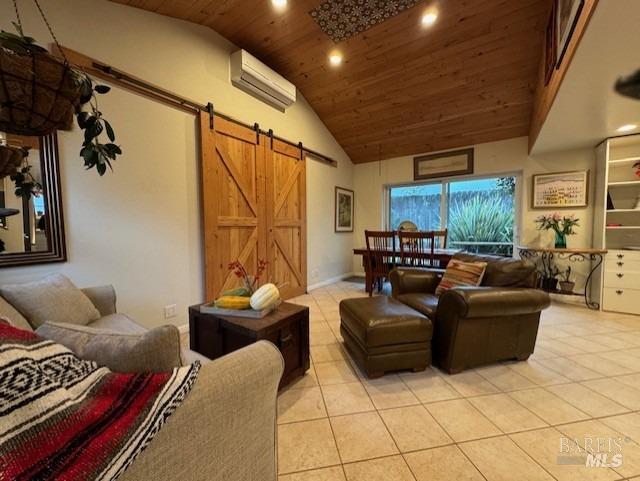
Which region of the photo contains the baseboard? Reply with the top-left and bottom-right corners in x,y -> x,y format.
307,272 -> 355,291
177,323 -> 189,334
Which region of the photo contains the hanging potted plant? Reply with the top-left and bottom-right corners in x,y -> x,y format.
0,143 -> 26,179
0,0 -> 122,176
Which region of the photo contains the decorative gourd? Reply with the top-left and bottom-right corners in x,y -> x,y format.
221,287 -> 251,297
250,283 -> 280,310
215,296 -> 251,310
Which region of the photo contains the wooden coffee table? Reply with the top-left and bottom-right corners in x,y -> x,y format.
188,302 -> 310,390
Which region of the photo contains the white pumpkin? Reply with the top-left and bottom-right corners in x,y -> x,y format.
250,283 -> 280,310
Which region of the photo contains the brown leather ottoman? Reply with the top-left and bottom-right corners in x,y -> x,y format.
339,296 -> 432,378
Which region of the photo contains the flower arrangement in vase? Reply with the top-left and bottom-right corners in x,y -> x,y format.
228,259 -> 269,295
535,213 -> 579,249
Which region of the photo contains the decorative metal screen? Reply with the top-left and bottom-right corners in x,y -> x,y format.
310,0 -> 421,43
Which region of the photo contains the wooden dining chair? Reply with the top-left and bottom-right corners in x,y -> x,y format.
365,230 -> 397,296
399,230 -> 436,267
432,229 -> 448,249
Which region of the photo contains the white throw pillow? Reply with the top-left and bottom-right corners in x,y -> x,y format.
0,274 -> 101,328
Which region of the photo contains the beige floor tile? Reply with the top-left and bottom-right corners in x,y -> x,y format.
582,378 -> 640,410
279,466 -> 346,481
404,445 -> 484,481
469,393 -> 548,434
399,369 -> 461,403
557,336 -> 610,353
343,456 -> 415,481
584,334 -> 636,351
315,361 -> 359,385
460,435 -> 554,481
537,338 -> 587,356
362,377 -> 420,410
288,369 -> 319,390
537,357 -> 603,381
476,365 -> 537,391
321,382 -> 375,416
557,419 -> 640,479
425,398 -> 501,442
598,350 -> 640,371
278,419 -> 341,474
442,370 -> 500,397
310,328 -> 338,347
568,354 -> 633,377
312,343 -> 348,363
530,346 -> 560,361
330,412 -> 398,463
508,388 -> 589,425
508,360 -> 572,386
614,372 -> 640,388
278,386 -> 328,424
606,332 -> 640,348
510,427 -> 620,481
546,383 -> 629,418
379,405 -> 452,452
601,413 -> 640,443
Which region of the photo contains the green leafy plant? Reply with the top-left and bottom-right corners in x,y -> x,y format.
10,163 -> 42,200
76,81 -> 122,176
1,23 -> 122,176
561,266 -> 572,283
448,194 -> 514,255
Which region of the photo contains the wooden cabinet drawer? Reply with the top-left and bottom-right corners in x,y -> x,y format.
603,287 -> 640,315
606,250 -> 640,262
604,270 -> 640,288
605,259 -> 640,272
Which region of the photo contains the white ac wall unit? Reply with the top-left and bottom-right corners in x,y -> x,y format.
230,49 -> 296,111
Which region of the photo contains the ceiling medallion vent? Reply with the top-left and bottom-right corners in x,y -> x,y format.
310,0 -> 421,43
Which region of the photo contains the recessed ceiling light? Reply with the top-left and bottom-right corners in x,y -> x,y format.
617,124 -> 638,133
329,52 -> 343,67
421,10 -> 438,27
271,0 -> 287,10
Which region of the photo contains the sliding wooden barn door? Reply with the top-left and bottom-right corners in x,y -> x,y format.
265,139 -> 307,299
199,114 -> 267,300
199,113 -> 307,300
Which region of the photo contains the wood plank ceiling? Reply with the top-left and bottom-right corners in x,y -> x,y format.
109,0 -> 549,164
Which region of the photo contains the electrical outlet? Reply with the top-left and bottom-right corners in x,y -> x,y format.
311,269 -> 319,278
164,304 -> 177,319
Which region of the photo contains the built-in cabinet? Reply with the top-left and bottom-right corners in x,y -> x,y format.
593,134 -> 640,314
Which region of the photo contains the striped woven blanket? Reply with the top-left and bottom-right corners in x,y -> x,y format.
0,322 -> 200,481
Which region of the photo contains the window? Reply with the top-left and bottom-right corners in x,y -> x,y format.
388,175 -> 517,256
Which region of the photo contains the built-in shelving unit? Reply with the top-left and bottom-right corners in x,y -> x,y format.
593,134 -> 640,314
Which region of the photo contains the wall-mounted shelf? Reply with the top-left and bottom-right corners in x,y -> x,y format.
607,209 -> 640,213
609,157 -> 640,165
608,180 -> 640,186
606,226 -> 640,230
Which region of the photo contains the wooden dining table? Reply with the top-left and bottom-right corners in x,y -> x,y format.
353,247 -> 461,293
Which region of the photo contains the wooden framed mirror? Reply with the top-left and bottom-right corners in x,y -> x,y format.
0,132 -> 66,267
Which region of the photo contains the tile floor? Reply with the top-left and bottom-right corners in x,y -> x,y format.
277,280 -> 640,481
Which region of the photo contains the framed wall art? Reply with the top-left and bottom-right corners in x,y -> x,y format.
532,170 -> 589,209
556,0 -> 584,67
335,186 -> 354,232
413,148 -> 474,181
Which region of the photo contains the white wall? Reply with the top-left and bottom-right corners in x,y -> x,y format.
353,137 -> 596,290
0,0 -> 354,327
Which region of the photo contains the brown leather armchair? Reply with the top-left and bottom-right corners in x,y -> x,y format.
389,253 -> 551,374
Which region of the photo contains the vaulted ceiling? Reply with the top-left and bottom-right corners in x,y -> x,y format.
110,0 -> 549,163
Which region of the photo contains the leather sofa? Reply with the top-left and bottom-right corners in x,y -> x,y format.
390,252 -> 550,374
